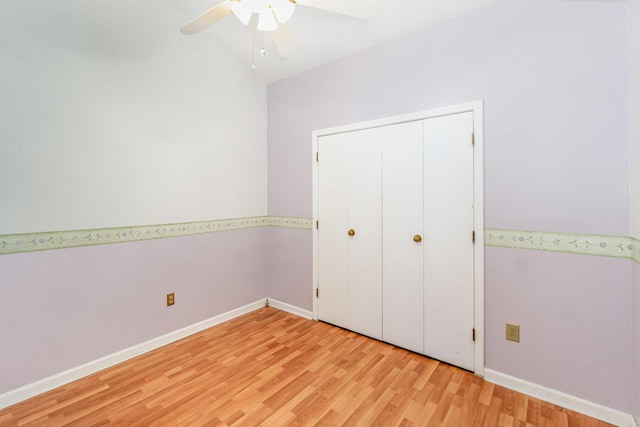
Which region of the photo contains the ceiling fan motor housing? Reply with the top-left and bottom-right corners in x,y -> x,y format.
230,0 -> 296,31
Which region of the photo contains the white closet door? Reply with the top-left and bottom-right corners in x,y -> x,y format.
347,129 -> 383,340
317,128 -> 383,339
317,133 -> 349,328
423,112 -> 475,371
382,121 -> 424,354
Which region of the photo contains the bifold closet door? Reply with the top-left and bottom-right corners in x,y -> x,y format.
423,112 -> 475,371
317,112 -> 476,371
317,129 -> 383,340
382,121 -> 424,354
317,134 -> 348,329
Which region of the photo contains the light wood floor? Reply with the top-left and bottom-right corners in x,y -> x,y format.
0,307 -> 613,426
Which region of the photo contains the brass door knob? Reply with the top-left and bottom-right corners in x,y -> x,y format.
413,234 -> 422,243
348,229 -> 355,236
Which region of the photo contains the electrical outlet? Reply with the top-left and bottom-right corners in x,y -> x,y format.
506,322 -> 520,342
167,293 -> 175,307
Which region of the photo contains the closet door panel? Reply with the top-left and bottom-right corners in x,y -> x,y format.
382,121 -> 424,353
317,134 -> 349,328
347,129 -> 383,340
423,112 -> 475,371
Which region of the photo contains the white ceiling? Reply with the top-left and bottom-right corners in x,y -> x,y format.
167,0 -> 499,84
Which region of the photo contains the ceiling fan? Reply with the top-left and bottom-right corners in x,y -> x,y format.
180,0 -> 371,61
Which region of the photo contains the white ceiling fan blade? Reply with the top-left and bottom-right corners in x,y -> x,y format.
257,9 -> 279,31
229,0 -> 252,25
270,0 -> 296,23
180,1 -> 233,35
295,0 -> 372,19
272,22 -> 295,58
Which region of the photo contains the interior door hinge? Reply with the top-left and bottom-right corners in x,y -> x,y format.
316,288 -> 319,298
472,230 -> 476,243
473,328 -> 476,341
316,152 -> 319,162
472,133 -> 475,146
316,220 -> 319,230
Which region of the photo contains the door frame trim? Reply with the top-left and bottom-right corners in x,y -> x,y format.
312,101 -> 485,376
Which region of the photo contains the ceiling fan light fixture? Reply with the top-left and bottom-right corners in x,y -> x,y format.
229,0 -> 295,31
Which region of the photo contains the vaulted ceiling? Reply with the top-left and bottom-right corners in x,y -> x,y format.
167,0 -> 498,83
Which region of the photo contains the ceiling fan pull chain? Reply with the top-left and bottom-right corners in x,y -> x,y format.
261,31 -> 266,56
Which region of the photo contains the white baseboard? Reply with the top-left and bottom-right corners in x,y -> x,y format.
266,298 -> 313,319
0,298 -> 268,411
484,369 -> 636,427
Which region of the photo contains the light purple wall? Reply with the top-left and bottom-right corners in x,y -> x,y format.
267,0 -> 631,413
485,247 -> 633,411
634,261 -> 640,420
0,0 -> 268,235
269,0 -> 628,234
0,229 -> 267,394
630,0 -> 640,421
267,228 -> 313,311
0,0 -> 271,400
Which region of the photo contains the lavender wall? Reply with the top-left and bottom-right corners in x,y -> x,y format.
485,248 -> 633,410
632,280 -> 639,421
632,0 -> 640,242
267,0 -> 631,412
630,0 -> 640,420
267,228 -> 313,311
0,229 -> 268,394
269,0 -> 628,233
0,0 -> 267,234
0,0 -> 271,400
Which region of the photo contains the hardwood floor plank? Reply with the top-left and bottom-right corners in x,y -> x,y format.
0,307 -> 615,427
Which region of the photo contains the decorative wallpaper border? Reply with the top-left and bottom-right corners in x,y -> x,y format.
268,216 -> 314,230
0,216 -> 316,256
485,228 -> 640,263
1,219 -> 638,263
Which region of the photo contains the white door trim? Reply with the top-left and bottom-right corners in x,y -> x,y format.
312,101 -> 485,376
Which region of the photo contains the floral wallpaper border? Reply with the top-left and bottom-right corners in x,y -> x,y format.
268,216 -> 314,230
1,219 -> 638,263
0,216 -> 312,256
485,228 -> 640,263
